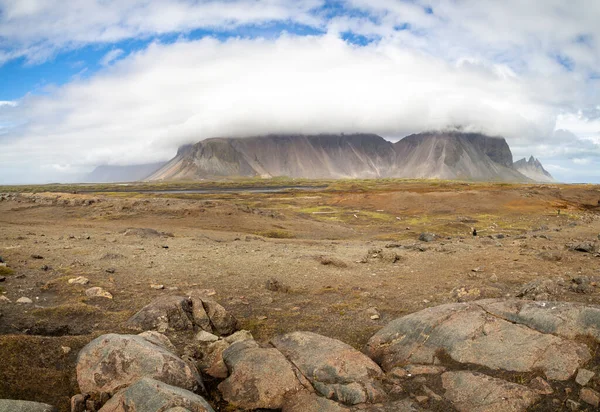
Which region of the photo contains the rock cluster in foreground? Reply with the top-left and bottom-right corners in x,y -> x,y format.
4,297 -> 600,411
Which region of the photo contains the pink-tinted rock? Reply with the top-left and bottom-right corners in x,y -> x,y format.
218,340 -> 311,410
442,371 -> 540,412
98,378 -> 214,412
366,300 -> 591,380
76,334 -> 202,395
271,331 -> 385,405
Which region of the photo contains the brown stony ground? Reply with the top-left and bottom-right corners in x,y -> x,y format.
1,179 -> 600,411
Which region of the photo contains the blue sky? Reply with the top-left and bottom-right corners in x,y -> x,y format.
1,0 -> 600,183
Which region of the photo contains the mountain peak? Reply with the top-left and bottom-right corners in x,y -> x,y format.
514,156 -> 554,182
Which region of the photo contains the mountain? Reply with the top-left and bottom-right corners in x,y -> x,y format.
392,131 -> 527,181
513,156 -> 554,182
146,134 -> 398,180
145,132 -> 549,182
85,162 -> 166,183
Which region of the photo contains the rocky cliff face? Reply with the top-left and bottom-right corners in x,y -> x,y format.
513,156 -> 555,183
146,134 -> 398,180
392,131 -> 526,181
146,132 -> 548,182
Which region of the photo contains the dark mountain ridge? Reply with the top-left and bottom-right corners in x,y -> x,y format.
143,132 -> 552,182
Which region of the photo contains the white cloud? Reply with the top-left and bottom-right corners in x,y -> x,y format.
0,0 -> 325,64
0,34 -> 566,183
100,49 -> 124,66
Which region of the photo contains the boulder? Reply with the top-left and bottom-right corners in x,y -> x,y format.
348,399 -> 420,411
568,242 -> 596,253
442,371 -> 540,412
98,378 -> 214,412
197,330 -> 254,378
282,391 -> 350,412
218,340 -> 311,410
126,295 -> 238,336
365,300 -> 591,380
190,293 -> 239,336
0,400 -> 58,412
76,333 -> 202,395
126,296 -> 195,332
481,300 -> 600,341
138,331 -> 177,353
271,331 -> 385,405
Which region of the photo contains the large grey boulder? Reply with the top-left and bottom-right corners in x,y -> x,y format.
481,299 -> 600,341
76,334 -> 202,395
0,400 -> 57,412
271,331 -> 385,405
197,330 -> 254,378
126,295 -> 238,336
282,392 -> 350,412
442,371 -> 540,412
125,296 -> 196,332
98,378 -> 214,412
365,300 -> 591,380
218,340 -> 311,410
348,399 -> 421,412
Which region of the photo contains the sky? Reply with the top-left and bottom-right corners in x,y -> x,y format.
1,0 -> 599,184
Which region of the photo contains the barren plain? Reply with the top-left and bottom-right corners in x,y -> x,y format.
1,179 -> 600,411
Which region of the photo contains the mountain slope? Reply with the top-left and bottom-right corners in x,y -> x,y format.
392,132 -> 528,181
146,132 -> 541,182
146,134 -> 398,180
513,156 -> 554,182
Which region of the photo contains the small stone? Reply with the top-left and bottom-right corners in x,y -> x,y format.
68,276 -> 89,285
566,399 -> 581,411
70,394 -> 88,412
419,233 -> 436,242
388,367 -> 409,380
106,267 -> 116,274
40,265 -> 50,271
16,297 -> 33,304
366,307 -> 380,320
530,377 -> 553,395
422,385 -> 442,401
61,346 -> 72,354
224,330 -> 254,344
31,254 -> 44,259
414,395 -> 429,403
575,368 -> 595,386
257,315 -> 268,320
162,245 -> 169,249
580,388 -> 600,407
489,274 -> 498,282
150,284 -> 165,290
0,276 -> 5,282
85,287 -> 113,299
196,331 -> 219,342
0,295 -> 12,303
